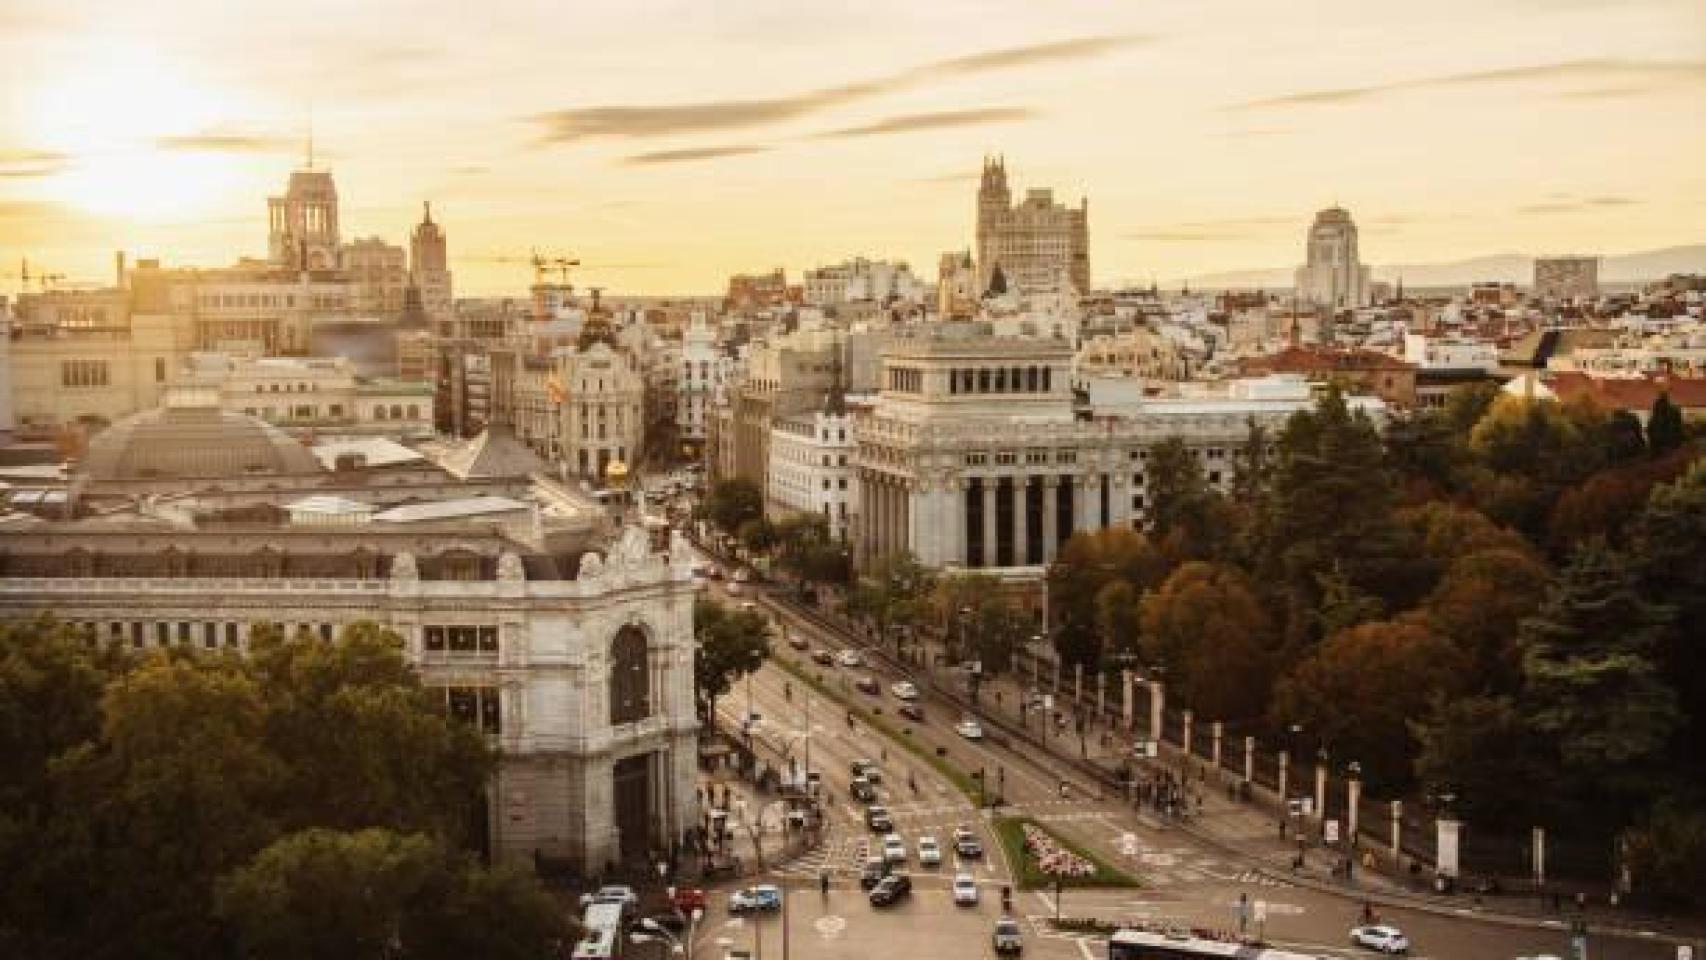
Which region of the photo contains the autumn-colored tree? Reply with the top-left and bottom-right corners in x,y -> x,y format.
1548,447 -> 1697,552
1047,527 -> 1167,669
1421,548 -> 1551,692
1271,619 -> 1471,793
1394,501 -> 1532,567
1140,562 -> 1278,725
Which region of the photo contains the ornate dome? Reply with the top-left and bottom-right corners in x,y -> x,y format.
83,397 -> 322,481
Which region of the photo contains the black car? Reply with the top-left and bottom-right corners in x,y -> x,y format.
850,778 -> 877,802
850,760 -> 882,784
868,873 -> 912,907
898,703 -> 925,723
812,649 -> 834,665
855,676 -> 880,695
866,806 -> 893,832
858,857 -> 889,890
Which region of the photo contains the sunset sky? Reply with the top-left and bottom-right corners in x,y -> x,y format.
2,0 -> 1703,296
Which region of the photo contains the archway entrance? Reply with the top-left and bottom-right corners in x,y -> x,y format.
613,753 -> 653,864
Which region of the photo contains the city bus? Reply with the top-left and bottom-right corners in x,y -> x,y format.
1107,929 -> 1323,960
571,901 -> 627,959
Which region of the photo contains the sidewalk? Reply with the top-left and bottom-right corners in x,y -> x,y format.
744,574 -> 1704,945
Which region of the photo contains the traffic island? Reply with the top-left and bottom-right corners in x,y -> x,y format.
992,816 -> 1140,890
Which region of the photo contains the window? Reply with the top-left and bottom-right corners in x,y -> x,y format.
1208,471 -> 1222,484
203,622 -> 217,650
609,625 -> 651,725
225,622 -> 239,647
155,357 -> 166,383
995,451 -> 1017,465
131,622 -> 145,648
964,453 -> 987,466
1057,451 -> 1077,464
424,626 -> 446,651
154,622 -> 168,645
444,686 -> 501,734
60,359 -> 111,388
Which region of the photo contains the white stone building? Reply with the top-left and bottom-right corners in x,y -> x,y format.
555,337 -> 645,484
0,403 -> 698,874
802,258 -> 927,307
677,313 -> 722,454
183,353 -> 434,438
855,330 -> 1383,571
766,401 -> 857,539
1294,206 -> 1371,309
975,157 -> 1090,297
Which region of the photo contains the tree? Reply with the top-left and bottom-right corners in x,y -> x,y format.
216,828 -> 439,960
693,597 -> 770,724
1547,449 -> 1696,552
1411,695 -> 1551,830
701,477 -> 762,534
773,514 -> 847,588
1139,562 -> 1279,725
1519,542 -> 1679,806
1265,388 -> 1414,643
1421,548 -> 1550,692
1271,619 -> 1471,793
1442,381 -> 1501,436
1384,410 -> 1466,501
401,859 -> 569,960
736,516 -> 777,553
1146,438 -> 1214,548
1094,580 -> 1143,667
1627,458 -> 1706,780
1599,409 -> 1647,464
1620,799 -> 1706,911
1646,393 -> 1685,456
847,551 -> 935,654
1046,528 -> 1166,670
248,623 -> 492,842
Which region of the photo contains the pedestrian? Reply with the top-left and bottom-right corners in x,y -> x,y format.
1280,818 -> 1288,840
820,870 -> 830,897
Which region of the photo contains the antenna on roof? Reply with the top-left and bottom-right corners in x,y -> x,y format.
305,101 -> 316,170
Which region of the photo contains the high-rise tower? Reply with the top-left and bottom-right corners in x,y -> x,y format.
1293,206 -> 1371,310
267,168 -> 341,271
973,156 -> 1089,298
409,201 -> 453,322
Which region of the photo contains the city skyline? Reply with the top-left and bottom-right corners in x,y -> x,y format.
3,0 -> 1704,295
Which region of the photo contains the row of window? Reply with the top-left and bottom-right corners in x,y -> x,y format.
71,619 -> 334,650
965,449 -> 1077,467
61,359 -> 110,388
423,624 -> 500,654
948,365 -> 1054,396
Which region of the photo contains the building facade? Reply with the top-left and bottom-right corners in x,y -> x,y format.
0,404 -> 698,874
343,236 -> 409,317
855,332 -> 1384,571
1534,256 -> 1600,302
766,406 -> 857,539
1294,206 -> 1371,309
975,157 -> 1090,297
410,202 -> 454,322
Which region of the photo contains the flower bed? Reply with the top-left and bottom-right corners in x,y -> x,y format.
991,816 -> 1139,890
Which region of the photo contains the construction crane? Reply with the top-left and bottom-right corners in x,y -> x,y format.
0,258 -> 67,292
530,251 -> 580,287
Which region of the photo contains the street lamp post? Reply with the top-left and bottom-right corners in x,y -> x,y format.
1346,761 -> 1363,847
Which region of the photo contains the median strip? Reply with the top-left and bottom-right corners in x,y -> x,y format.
771,654 -> 982,801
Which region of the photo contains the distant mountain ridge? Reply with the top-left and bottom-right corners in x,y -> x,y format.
1154,244 -> 1706,292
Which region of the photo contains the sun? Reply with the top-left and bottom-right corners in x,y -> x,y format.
25,39 -> 258,222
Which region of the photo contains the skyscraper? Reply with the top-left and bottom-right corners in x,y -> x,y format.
409,202 -> 453,322
267,168 -> 341,271
1293,206 -> 1371,309
974,156 -> 1090,297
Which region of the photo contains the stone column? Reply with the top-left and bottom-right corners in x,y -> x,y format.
1096,671 -> 1106,721
1013,478 -> 1029,565
1041,476 -> 1060,561
1121,669 -> 1134,731
981,479 -> 998,568
1075,475 -> 1093,532
1313,757 -> 1328,824
1278,751 -> 1290,803
1389,801 -> 1403,859
1211,721 -> 1224,771
1347,772 -> 1362,842
1148,680 -> 1164,744
1182,708 -> 1194,756
899,479 -> 911,558
1243,736 -> 1255,784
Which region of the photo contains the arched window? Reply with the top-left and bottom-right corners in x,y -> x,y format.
609,625 -> 651,725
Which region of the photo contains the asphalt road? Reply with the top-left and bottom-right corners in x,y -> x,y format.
689,564 -> 1684,960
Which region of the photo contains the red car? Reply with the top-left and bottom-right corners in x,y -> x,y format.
672,887 -> 707,913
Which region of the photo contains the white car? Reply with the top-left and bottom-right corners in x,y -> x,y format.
956,718 -> 984,740
1350,924 -> 1410,954
882,834 -> 907,865
837,649 -> 864,668
891,681 -> 920,700
952,873 -> 979,905
917,836 -> 942,866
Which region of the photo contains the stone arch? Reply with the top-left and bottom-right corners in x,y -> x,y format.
608,623 -> 651,725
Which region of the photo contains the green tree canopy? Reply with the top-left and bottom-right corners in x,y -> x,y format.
701,477 -> 762,534
1627,457 -> 1706,780
1046,527 -> 1166,670
1646,393 -> 1685,456
848,551 -> 936,651
693,597 -> 771,723
1519,542 -> 1679,804
1411,694 -> 1551,830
